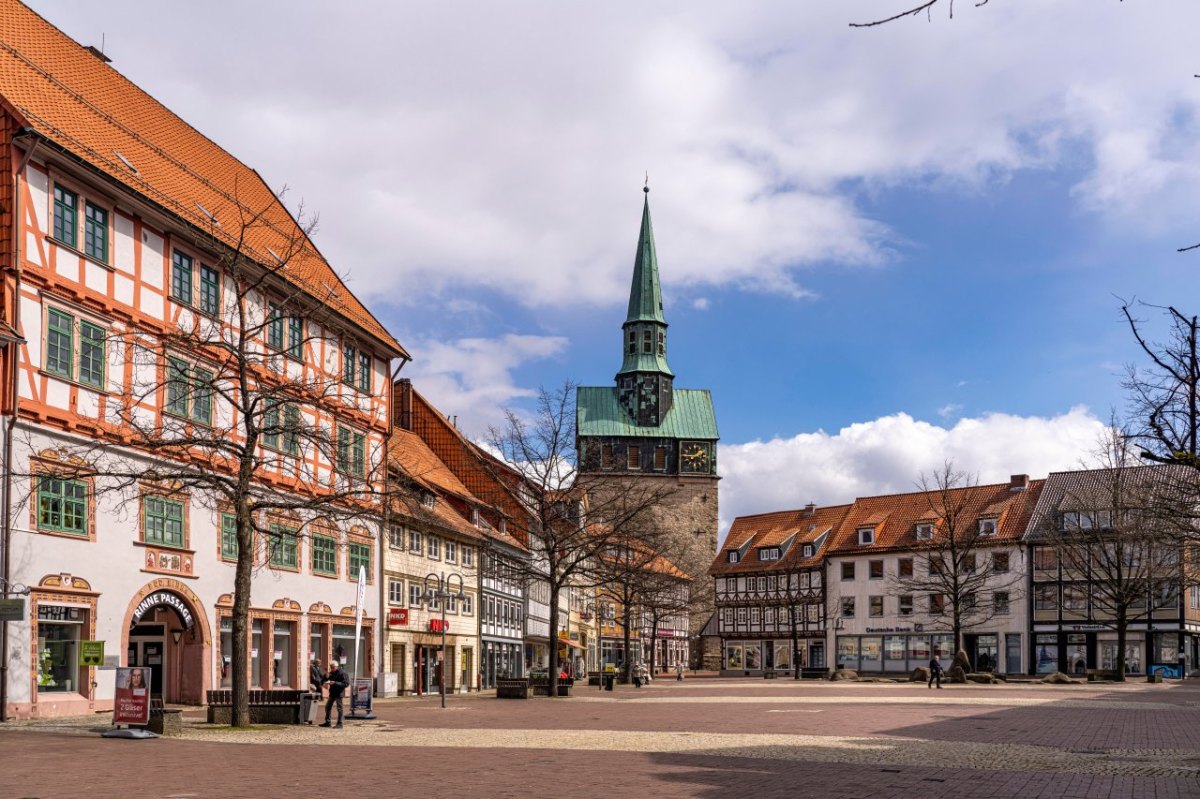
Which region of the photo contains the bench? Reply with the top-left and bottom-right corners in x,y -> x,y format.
800,668 -> 828,680
496,678 -> 529,699
1087,669 -> 1122,682
762,669 -> 778,679
147,696 -> 183,736
530,677 -> 574,697
205,689 -> 305,725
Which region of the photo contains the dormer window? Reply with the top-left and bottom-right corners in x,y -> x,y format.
422,492 -> 436,509
802,543 -> 815,558
728,551 -> 741,564
759,547 -> 781,562
857,527 -> 875,546
978,518 -> 997,537
915,523 -> 933,540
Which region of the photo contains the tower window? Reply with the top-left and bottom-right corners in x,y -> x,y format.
642,329 -> 652,354
627,445 -> 640,469
653,446 -> 666,470
627,330 -> 636,354
658,331 -> 665,355
601,444 -> 614,469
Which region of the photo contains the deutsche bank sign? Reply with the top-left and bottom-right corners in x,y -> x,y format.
131,591 -> 194,630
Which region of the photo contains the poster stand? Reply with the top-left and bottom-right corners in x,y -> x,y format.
347,677 -> 375,720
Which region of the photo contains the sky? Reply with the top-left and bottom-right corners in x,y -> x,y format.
29,0 -> 1200,536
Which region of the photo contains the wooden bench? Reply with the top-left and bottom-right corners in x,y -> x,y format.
800,668 -> 828,680
496,679 -> 529,699
530,677 -> 574,697
1087,669 -> 1122,682
762,669 -> 778,679
205,689 -> 305,724
147,695 -> 183,736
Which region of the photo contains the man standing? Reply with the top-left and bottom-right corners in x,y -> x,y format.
309,658 -> 324,699
319,660 -> 349,728
928,651 -> 944,689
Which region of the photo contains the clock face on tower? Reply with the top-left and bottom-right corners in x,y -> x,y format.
680,441 -> 711,474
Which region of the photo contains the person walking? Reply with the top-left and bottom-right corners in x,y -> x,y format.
928,652 -> 944,689
675,661 -> 685,681
319,660 -> 349,728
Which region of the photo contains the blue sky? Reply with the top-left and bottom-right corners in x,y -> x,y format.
30,0 -> 1200,530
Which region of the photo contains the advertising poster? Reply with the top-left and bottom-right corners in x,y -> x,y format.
79,640 -> 104,667
350,677 -> 373,713
113,666 -> 152,725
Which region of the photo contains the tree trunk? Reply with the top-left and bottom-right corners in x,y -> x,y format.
231,506 -> 254,727
621,603 -> 633,684
649,614 -> 659,676
1116,613 -> 1128,682
790,596 -> 800,680
548,584 -> 560,699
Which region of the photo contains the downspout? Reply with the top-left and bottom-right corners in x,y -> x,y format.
1,131 -> 38,722
378,355 -> 409,695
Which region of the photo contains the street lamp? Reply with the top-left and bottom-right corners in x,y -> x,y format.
423,571 -> 464,709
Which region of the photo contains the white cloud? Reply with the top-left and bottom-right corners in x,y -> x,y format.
937,403 -> 963,419
403,334 -> 569,436
717,406 -> 1107,542
34,1 -> 1200,310
692,297 -> 711,311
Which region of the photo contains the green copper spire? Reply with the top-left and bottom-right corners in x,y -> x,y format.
625,186 -> 667,325
618,186 -> 673,379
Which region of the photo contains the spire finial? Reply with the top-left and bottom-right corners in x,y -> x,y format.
644,172 -> 649,193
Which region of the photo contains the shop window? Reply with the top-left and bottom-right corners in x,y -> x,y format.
312,534 -> 337,576
36,604 -> 85,693
252,619 -> 264,688
309,622 -> 328,668
349,541 -> 372,582
37,476 -> 87,536
272,620 -> 294,687
220,513 -> 238,561
268,525 -> 299,569
220,617 -> 234,688
143,495 -> 185,548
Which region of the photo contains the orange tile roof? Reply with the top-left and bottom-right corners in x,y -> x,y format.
710,504 -> 852,576
388,429 -> 476,505
0,0 -> 404,355
825,479 -> 1045,555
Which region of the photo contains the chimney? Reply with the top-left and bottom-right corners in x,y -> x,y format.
396,378 -> 413,431
803,502 -> 816,517
1009,474 -> 1029,492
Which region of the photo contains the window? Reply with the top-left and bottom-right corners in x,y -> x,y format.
409,583 -> 423,607
462,547 -> 474,568
445,541 -> 458,563
199,264 -> 220,316
268,525 -> 298,569
929,594 -> 945,615
898,558 -> 913,578
1033,547 -> 1059,571
312,535 -> 337,576
144,496 -> 185,548
337,426 -> 366,478
654,446 -> 667,470
37,477 -> 87,536
802,544 -> 814,558
165,358 -> 213,425
759,547 -> 781,562
627,446 -> 640,469
45,309 -> 106,388
915,523 -> 933,540
841,597 -> 855,618
929,556 -> 946,576
83,201 -> 107,262
978,518 -> 997,536
728,551 -> 740,564
992,552 -> 1010,573
868,560 -> 883,579
288,317 -> 304,359
1062,584 -> 1087,611
357,352 -> 371,393
841,562 -> 855,581
461,594 -> 473,616
869,596 -> 884,617
963,592 -> 977,610
601,445 -> 614,469
349,542 -> 371,580
387,524 -> 404,550
220,513 -> 238,561
898,595 -> 913,616
53,185 -> 77,247
427,536 -> 441,560
857,527 -> 875,546
960,555 -> 976,574
446,594 -> 458,614
262,402 -> 300,455
171,251 -> 193,304
408,528 -> 423,554
642,329 -> 652,354
994,591 -> 1010,615
1034,585 -> 1058,611
342,343 -> 355,385
388,579 -> 405,605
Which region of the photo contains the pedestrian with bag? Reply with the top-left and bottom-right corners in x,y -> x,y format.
319,660 -> 349,728
928,651 -> 944,689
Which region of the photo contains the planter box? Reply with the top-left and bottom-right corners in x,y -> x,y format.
496,679 -> 529,699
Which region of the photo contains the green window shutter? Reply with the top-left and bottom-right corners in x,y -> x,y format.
192,367 -> 213,424
312,535 -> 337,575
53,185 -> 77,247
171,251 -> 193,303
267,304 -> 284,350
78,321 -> 105,388
287,317 -> 303,359
166,357 -> 189,416
46,309 -> 73,378
83,202 -> 108,262
199,264 -> 220,316
220,513 -> 238,560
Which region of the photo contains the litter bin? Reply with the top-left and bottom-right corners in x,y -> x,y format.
604,675 -> 615,692
300,692 -> 321,724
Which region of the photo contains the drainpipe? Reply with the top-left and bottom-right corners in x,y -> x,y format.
1,130 -> 38,722
378,355 -> 409,695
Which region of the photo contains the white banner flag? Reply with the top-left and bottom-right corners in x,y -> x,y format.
352,565 -> 366,678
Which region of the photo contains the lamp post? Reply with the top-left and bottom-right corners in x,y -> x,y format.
423,571 -> 464,709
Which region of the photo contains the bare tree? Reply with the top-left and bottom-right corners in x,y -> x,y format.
850,0 -> 991,28
889,463 -> 1025,657
22,192 -> 390,726
641,569 -> 692,677
1032,431 -> 1181,680
486,381 -> 676,697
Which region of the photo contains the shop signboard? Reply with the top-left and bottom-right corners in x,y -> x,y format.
113,666 -> 152,725
350,678 -> 373,714
79,640 -> 104,667
388,608 -> 409,627
429,618 -> 448,633
0,597 -> 24,622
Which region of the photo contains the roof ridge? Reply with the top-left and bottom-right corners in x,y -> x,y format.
731,503 -> 853,521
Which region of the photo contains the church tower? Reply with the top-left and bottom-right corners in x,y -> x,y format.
576,187 -> 719,655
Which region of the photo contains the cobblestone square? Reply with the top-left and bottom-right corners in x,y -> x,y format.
5,678 -> 1200,798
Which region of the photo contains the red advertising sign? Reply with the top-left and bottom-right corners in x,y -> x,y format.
388,608 -> 409,627
429,618 -> 448,633
113,666 -> 151,725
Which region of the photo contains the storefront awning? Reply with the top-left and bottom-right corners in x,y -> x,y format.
557,638 -> 585,650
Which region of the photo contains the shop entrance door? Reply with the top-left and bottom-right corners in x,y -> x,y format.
128,624 -> 166,697
967,634 -> 999,672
